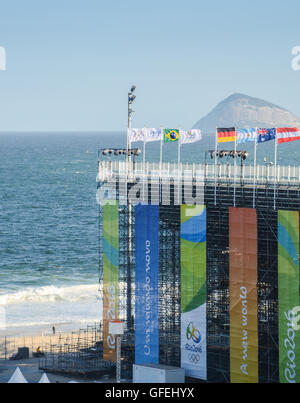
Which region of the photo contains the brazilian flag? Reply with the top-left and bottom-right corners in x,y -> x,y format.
163,129 -> 180,143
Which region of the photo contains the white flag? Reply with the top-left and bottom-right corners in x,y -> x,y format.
127,128 -> 144,143
143,128 -> 163,143
180,129 -> 202,145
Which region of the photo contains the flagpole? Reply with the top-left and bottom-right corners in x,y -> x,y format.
214,128 -> 218,206
160,127 -> 163,176
178,128 -> 181,164
178,128 -> 181,205
126,128 -> 130,197
143,128 -> 146,203
159,128 -> 163,205
126,128 -> 129,178
253,128 -> 257,209
274,130 -> 278,211
233,127 -> 237,208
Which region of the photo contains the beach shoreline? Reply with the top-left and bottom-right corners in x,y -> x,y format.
0,320 -> 96,338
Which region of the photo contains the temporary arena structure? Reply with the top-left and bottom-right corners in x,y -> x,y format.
97,159 -> 300,383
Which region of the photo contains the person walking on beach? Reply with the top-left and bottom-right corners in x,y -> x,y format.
52,326 -> 56,335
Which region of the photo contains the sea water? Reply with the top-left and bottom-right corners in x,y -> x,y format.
0,132 -> 298,335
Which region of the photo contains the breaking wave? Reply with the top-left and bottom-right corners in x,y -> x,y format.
0,284 -> 101,306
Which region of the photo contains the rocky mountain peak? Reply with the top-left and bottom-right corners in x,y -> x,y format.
193,94 -> 300,134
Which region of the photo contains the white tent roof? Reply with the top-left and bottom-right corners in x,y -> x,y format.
8,367 -> 28,384
39,373 -> 51,384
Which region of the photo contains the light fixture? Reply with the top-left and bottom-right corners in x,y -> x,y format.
100,147 -> 141,159
133,149 -> 141,156
241,151 -> 248,160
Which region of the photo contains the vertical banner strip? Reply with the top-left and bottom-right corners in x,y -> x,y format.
278,210 -> 300,383
229,207 -> 258,383
181,205 -> 207,380
103,202 -> 119,362
135,204 -> 159,365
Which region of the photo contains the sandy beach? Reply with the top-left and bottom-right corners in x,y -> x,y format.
0,324 -> 114,383
0,332 -> 76,360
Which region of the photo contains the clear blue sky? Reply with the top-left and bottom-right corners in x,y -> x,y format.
0,0 -> 299,132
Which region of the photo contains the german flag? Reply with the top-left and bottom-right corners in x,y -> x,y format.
217,127 -> 236,143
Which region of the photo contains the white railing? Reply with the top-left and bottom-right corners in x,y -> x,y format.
97,160 -> 300,186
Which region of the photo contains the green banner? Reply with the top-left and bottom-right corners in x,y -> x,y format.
278,210 -> 300,383
103,202 -> 119,362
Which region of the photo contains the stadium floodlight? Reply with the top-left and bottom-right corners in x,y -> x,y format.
128,86 -> 136,138
100,147 -> 141,160
241,151 -> 248,160
209,150 -> 219,159
130,148 -> 141,156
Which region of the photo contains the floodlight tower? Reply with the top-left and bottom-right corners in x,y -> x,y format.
128,85 -> 136,131
127,85 -> 136,335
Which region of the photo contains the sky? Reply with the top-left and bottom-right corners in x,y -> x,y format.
0,0 -> 300,132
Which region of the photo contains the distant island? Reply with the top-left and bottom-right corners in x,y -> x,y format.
192,93 -> 300,135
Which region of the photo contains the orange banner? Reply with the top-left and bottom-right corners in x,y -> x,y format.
229,207 -> 258,383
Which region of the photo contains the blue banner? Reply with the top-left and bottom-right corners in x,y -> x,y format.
135,204 -> 159,365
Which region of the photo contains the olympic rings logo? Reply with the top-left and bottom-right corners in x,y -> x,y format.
186,322 -> 201,344
188,353 -> 200,363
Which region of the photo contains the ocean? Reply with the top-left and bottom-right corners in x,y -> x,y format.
0,132 -> 299,336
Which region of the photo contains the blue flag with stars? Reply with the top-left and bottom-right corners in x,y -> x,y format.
257,128 -> 276,143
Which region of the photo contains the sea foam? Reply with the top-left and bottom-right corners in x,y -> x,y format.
0,284 -> 100,306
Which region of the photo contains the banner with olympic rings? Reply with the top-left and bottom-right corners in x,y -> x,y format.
181,205 -> 207,380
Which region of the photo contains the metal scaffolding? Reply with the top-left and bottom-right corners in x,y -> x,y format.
97,159 -> 300,382
39,324 -> 115,376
